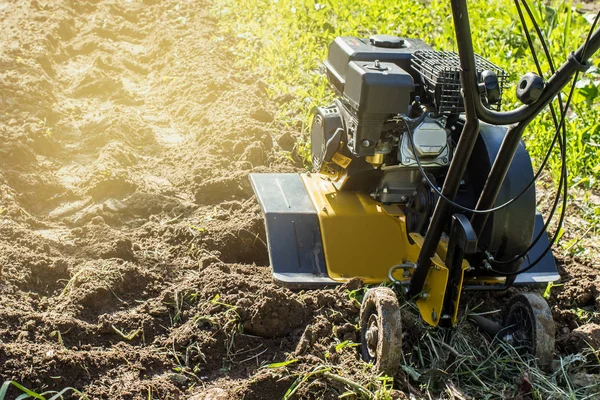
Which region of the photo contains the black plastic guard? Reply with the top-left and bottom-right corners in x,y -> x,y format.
249,173 -> 337,288
249,174 -> 557,288
514,213 -> 560,286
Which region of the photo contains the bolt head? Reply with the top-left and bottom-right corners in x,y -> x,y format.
361,139 -> 372,147
366,326 -> 378,348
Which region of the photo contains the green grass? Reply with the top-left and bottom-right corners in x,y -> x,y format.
263,297 -> 600,399
212,0 -> 600,188
0,381 -> 86,400
394,301 -> 600,400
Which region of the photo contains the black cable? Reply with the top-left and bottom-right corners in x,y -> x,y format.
404,92 -> 568,274
487,0 -> 567,266
489,11 -> 599,276
405,120 -> 530,214
515,0 -> 545,78
406,9 -> 599,275
404,113 -> 561,215
488,78 -> 572,276
581,10 -> 600,59
401,3 -> 568,217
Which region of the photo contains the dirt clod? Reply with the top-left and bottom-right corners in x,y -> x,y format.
243,289 -> 308,338
277,132 -> 297,151
560,323 -> 600,354
189,388 -> 229,400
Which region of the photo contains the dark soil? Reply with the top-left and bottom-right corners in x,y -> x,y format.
0,0 -> 598,399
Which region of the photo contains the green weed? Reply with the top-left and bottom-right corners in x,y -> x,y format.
263,359 -> 298,369
0,381 -> 87,400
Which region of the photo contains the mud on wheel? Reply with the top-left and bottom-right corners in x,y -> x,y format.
359,287 -> 403,376
503,292 -> 556,367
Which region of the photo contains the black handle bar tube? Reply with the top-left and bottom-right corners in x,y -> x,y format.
408,0 -> 481,297
469,15 -> 600,237
409,0 -> 600,296
475,26 -> 600,126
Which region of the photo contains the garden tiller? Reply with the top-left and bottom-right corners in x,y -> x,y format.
250,0 -> 600,374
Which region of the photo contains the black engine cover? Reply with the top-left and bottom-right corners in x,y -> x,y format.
324,36 -> 432,94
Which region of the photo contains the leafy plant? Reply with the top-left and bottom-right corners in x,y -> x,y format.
0,381 -> 87,400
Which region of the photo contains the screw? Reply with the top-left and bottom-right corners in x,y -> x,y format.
382,186 -> 389,194
374,60 -> 381,68
322,206 -> 327,213
404,158 -> 411,164
441,157 -> 448,164
362,139 -> 372,147
432,311 -> 438,322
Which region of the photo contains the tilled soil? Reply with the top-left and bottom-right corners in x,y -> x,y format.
0,1 -> 598,399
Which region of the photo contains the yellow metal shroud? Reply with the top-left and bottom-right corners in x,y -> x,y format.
301,173 -> 469,327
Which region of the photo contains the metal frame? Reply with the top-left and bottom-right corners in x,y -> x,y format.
408,0 -> 600,297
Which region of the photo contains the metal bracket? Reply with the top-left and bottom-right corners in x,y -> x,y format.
388,262 -> 416,285
440,214 -> 477,327
568,51 -> 591,73
445,213 -> 478,267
